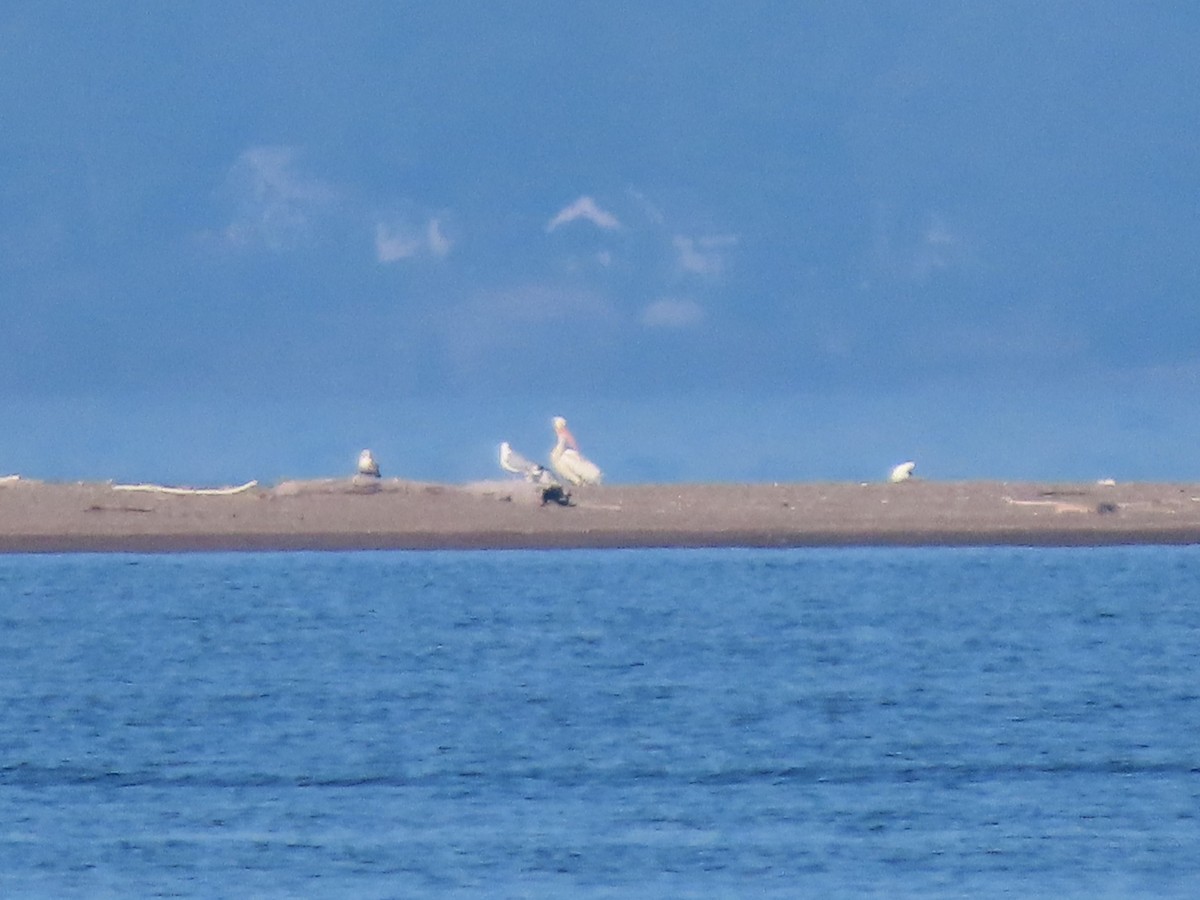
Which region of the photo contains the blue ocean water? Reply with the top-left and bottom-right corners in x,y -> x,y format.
1,548 -> 1198,898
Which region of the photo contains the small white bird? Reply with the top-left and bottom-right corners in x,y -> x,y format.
550,416 -> 603,486
357,449 -> 381,478
889,461 -> 916,483
499,442 -> 556,485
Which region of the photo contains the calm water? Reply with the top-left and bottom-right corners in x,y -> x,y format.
1,547 -> 1199,898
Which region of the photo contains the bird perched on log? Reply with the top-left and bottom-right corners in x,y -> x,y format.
549,416 -> 603,486
357,449 -> 381,478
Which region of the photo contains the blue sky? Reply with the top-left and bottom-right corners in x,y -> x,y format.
3,3 -> 1200,484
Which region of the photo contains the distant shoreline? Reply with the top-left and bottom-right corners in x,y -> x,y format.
2,478 -> 1199,553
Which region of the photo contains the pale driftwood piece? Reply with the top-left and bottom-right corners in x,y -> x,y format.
112,480 -> 259,496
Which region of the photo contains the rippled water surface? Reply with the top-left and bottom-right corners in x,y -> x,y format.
2,548 -> 1199,897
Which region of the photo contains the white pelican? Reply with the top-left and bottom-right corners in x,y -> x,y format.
889,461 -> 916,483
499,442 -> 556,485
357,449 -> 381,478
550,416 -> 603,486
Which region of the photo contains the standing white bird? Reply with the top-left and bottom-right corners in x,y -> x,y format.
889,461 -> 916,483
549,416 -> 603,485
357,449 -> 381,478
499,442 -> 556,485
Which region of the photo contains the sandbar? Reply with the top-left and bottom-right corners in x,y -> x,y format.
2,477 -> 1200,553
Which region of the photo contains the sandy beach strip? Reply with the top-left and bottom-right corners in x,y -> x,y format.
2,477 -> 1200,552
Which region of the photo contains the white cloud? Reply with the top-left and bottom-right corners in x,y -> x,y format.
547,195 -> 621,232
674,234 -> 738,278
375,217 -> 453,263
220,146 -> 336,251
427,218 -> 452,257
207,147 -> 463,269
374,224 -> 422,262
642,297 -> 705,328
